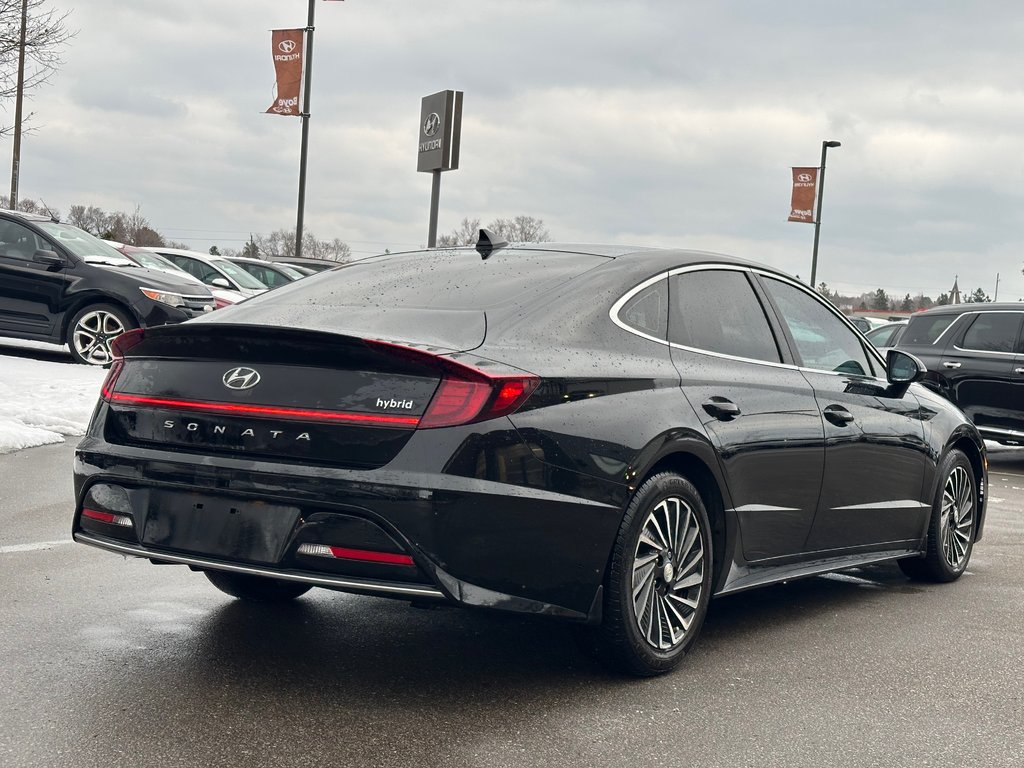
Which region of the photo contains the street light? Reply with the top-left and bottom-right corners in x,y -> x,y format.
809,139 -> 841,288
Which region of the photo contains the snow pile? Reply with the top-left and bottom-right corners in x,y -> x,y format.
0,353 -> 107,454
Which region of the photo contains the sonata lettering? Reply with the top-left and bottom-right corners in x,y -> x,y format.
162,420 -> 312,443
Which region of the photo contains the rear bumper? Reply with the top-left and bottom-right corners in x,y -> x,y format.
73,431 -> 626,621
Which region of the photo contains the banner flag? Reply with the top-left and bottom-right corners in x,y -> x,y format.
788,167 -> 818,223
266,29 -> 305,116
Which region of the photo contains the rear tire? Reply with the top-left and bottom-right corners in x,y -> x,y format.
204,570 -> 312,602
898,449 -> 976,583
577,472 -> 713,676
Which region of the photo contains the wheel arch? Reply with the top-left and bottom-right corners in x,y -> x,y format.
946,429 -> 986,543
633,444 -> 735,594
59,294 -> 141,344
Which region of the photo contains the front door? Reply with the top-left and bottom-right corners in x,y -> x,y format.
0,219 -> 66,337
757,275 -> 930,552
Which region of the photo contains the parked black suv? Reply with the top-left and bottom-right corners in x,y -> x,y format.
0,210 -> 215,365
896,303 -> 1024,444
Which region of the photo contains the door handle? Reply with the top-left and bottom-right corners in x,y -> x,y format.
702,397 -> 741,420
823,404 -> 855,426
1015,368 -> 1024,375
942,361 -> 962,369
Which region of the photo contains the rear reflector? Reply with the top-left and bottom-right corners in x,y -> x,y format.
297,543 -> 415,566
82,507 -> 133,528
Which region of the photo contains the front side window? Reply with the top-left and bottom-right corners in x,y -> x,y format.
0,220 -> 48,261
959,313 -> 1023,353
669,270 -> 780,363
761,276 -> 874,376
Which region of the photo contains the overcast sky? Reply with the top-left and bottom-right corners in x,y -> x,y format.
10,0 -> 1024,300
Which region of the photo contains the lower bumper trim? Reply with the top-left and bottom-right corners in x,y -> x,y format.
73,531 -> 447,600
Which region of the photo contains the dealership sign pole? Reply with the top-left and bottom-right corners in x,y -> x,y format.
266,1 -> 344,260
418,90 -> 463,247
789,140 -> 841,287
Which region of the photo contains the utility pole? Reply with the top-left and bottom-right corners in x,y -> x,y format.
294,0 -> 316,259
9,0 -> 28,209
994,273 -> 1000,302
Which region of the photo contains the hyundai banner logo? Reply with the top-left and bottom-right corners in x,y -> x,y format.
796,173 -> 813,183
222,367 -> 262,390
278,40 -> 296,54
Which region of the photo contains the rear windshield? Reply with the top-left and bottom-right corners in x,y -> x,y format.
903,313 -> 957,346
286,248 -> 608,310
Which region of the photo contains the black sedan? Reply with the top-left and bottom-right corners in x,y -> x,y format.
73,237 -> 986,675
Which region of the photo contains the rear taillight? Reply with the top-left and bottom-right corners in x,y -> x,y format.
366,340 -> 539,429
100,329 -> 146,399
213,296 -> 233,310
82,507 -> 133,528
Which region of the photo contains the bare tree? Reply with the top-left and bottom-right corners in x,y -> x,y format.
437,217 -> 481,247
1,0 -> 75,136
254,228 -> 351,262
438,215 -> 551,246
487,215 -> 551,243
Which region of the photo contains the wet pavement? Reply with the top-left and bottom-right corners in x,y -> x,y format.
2,441 -> 1022,767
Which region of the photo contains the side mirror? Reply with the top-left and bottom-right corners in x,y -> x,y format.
886,349 -> 926,396
32,249 -> 64,268
210,277 -> 231,289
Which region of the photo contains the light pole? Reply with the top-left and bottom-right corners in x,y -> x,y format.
809,139 -> 841,288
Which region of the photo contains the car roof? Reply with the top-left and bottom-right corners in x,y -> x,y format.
0,208 -> 51,222
913,302 -> 1024,316
145,247 -> 226,264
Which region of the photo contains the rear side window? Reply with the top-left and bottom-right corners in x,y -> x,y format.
617,278 -> 668,339
959,313 -> 1023,353
669,270 -> 780,363
903,314 -> 957,346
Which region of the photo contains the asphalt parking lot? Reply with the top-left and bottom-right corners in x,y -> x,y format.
1,440 -> 1022,768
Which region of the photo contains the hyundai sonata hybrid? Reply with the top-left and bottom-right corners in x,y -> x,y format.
73,236 -> 986,675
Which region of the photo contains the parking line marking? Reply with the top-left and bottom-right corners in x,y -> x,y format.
0,539 -> 73,554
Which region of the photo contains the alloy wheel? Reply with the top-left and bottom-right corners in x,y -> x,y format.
631,496 -> 705,651
72,310 -> 126,365
940,465 -> 974,570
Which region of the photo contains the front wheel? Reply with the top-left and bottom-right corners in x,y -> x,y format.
204,570 -> 312,602
899,449 -> 977,582
67,303 -> 135,365
577,472 -> 713,676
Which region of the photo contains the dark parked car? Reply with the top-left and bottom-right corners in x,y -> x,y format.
227,256 -> 306,289
0,210 -> 215,364
270,255 -> 339,273
896,303 -> 1024,445
73,240 -> 986,675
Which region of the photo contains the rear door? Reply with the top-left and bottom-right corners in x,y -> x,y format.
937,310 -> 1024,439
667,266 -> 825,562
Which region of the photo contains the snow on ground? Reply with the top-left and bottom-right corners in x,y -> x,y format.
0,352 -> 107,455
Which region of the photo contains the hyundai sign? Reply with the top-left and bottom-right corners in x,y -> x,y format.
417,90 -> 463,173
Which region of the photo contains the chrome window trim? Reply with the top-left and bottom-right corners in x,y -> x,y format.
949,310 -> 1024,356
609,263 -> 889,382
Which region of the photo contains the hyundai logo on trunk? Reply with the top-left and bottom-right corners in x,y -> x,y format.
222,367 -> 261,390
